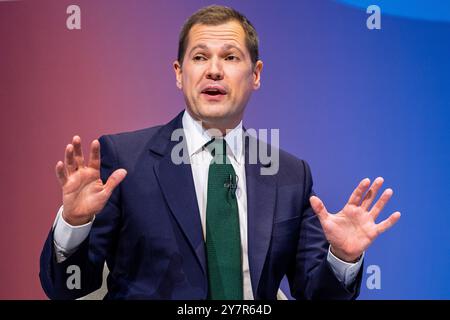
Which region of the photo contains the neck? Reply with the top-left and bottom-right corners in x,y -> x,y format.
186,110 -> 242,136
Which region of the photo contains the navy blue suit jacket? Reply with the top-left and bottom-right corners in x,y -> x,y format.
40,111 -> 362,299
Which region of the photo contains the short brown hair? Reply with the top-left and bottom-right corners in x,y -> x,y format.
177,5 -> 260,66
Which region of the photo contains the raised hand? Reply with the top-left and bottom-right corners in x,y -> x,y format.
55,136 -> 127,226
310,177 -> 401,262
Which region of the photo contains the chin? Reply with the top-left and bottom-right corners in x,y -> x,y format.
198,104 -> 232,120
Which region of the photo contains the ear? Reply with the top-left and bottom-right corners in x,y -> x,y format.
173,60 -> 183,89
252,60 -> 263,90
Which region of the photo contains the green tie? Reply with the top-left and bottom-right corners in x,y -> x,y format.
205,138 -> 243,300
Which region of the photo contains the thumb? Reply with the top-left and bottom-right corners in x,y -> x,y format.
104,169 -> 127,196
309,195 -> 329,221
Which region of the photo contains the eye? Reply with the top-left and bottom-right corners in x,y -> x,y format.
225,55 -> 239,61
193,55 -> 207,61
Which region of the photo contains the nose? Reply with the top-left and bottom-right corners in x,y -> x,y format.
206,58 -> 224,81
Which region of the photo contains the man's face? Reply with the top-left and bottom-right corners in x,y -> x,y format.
174,20 -> 263,130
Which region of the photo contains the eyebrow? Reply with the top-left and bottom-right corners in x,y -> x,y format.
189,44 -> 208,55
222,44 -> 245,56
188,44 -> 245,57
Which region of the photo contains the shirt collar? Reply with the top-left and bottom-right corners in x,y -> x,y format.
182,109 -> 244,164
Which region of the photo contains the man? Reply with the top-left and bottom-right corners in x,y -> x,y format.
40,5 -> 400,300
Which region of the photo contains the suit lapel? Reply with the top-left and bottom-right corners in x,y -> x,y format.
147,114 -> 278,294
150,112 -> 207,276
244,134 -> 277,298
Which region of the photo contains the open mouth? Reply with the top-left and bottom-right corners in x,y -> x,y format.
201,86 -> 227,96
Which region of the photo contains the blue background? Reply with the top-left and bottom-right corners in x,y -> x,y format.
240,0 -> 450,299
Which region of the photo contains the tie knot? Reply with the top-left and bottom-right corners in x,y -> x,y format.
205,138 -> 226,158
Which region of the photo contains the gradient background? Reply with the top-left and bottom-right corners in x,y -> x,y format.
0,0 -> 449,299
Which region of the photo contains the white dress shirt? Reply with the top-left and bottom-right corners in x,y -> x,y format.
53,109 -> 363,299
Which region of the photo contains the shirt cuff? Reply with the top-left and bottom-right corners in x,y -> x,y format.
327,246 -> 364,287
53,205 -> 94,255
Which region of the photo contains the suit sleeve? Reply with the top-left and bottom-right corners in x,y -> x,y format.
286,160 -> 363,300
39,135 -> 122,299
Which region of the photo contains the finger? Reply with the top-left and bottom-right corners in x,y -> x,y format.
361,177 -> 384,211
55,161 -> 68,186
103,169 -> 127,197
64,143 -> 77,174
347,178 -> 371,206
309,195 -> 329,222
72,135 -> 85,168
369,188 -> 393,220
88,140 -> 100,170
377,211 -> 401,234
